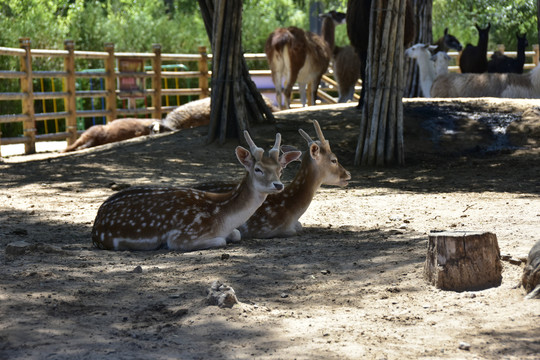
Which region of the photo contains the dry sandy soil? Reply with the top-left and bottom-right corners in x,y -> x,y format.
1,100 -> 539,360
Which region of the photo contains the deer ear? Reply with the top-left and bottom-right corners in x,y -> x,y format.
235,146 -> 254,169
309,142 -> 321,160
279,150 -> 302,168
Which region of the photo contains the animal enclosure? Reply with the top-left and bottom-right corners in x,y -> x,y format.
1,39 -> 540,157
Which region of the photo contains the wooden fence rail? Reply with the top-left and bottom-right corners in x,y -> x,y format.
1,39 -> 539,157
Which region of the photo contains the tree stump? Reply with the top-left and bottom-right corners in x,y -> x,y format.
424,231 -> 502,291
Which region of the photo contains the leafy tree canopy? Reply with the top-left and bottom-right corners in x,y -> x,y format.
433,0 -> 537,51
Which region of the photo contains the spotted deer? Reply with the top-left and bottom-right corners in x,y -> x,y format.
195,120 -> 351,238
91,131 -> 302,251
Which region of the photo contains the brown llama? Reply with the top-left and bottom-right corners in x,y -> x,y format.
432,28 -> 463,54
265,26 -> 331,109
320,10 -> 362,103
346,0 -> 416,108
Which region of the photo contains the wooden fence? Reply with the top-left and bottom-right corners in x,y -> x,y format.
1,38 -> 539,157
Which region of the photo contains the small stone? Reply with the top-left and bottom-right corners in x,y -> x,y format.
458,342 -> 471,351
5,241 -> 33,256
111,183 -> 131,191
132,266 -> 143,273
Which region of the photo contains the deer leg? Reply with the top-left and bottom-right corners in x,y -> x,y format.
226,229 -> 241,243
298,82 -> 308,107
173,236 -> 227,252
271,72 -> 284,109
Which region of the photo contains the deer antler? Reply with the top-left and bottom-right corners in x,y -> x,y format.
312,120 -> 329,147
269,133 -> 281,161
243,130 -> 264,160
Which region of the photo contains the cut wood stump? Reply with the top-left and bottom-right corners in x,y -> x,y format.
424,231 -> 502,291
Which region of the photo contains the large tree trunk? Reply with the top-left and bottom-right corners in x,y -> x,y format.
198,0 -> 274,144
404,0 -> 432,97
355,0 -> 406,166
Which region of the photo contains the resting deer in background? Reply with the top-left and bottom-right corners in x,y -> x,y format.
91,131 -> 302,251
194,120 -> 351,238
320,10 -> 362,103
265,26 -> 331,109
62,118 -> 170,153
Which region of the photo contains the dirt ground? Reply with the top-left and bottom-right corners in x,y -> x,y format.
1,100 -> 539,360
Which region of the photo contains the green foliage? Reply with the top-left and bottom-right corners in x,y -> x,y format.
433,0 -> 538,51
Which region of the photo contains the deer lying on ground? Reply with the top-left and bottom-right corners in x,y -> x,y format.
163,96 -> 279,131
194,120 -> 351,238
265,26 -> 331,109
62,118 -> 170,153
91,131 -> 301,251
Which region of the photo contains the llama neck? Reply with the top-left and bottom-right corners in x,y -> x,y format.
417,52 -> 436,82
321,16 -> 336,52
517,42 -> 526,66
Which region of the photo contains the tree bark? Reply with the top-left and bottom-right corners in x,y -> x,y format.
355,0 -> 406,166
198,0 -> 275,144
424,231 -> 502,291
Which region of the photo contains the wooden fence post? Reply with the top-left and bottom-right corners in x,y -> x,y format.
19,37 -> 36,154
152,44 -> 162,119
533,44 -> 539,66
64,40 -> 77,145
105,43 -> 117,123
198,46 -> 209,99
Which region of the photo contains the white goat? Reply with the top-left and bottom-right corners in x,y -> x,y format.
431,51 -> 451,77
431,63 -> 540,98
405,43 -> 437,97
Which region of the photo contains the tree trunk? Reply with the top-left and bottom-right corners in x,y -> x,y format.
355,0 -> 406,166
404,0 -> 432,97
198,0 -> 275,144
424,231 -> 502,291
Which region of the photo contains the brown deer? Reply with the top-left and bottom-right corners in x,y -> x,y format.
194,120 -> 351,238
265,26 -> 331,109
62,118 -> 170,153
91,131 -> 301,251
320,10 -> 362,103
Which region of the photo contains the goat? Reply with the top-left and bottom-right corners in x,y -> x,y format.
431,63 -> 540,98
432,28 -> 463,54
459,23 -> 491,73
405,43 -> 437,97
193,120 -> 351,238
62,118 -> 170,153
431,51 -> 451,77
488,33 -> 528,74
265,26 -> 331,109
91,131 -> 302,251
319,10 -> 362,103
163,96 -> 279,131
346,0 -> 416,108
